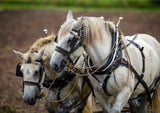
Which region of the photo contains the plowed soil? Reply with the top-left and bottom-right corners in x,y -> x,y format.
0,10 -> 160,113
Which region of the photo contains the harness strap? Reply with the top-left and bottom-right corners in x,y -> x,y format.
122,34 -> 138,49
73,91 -> 91,110
55,46 -> 71,57
55,46 -> 73,64
81,77 -> 87,97
57,87 -> 63,104
83,76 -> 95,97
102,76 -> 111,96
119,58 -> 152,106
127,39 -> 145,73
43,71 -> 75,89
43,71 -> 76,103
88,30 -> 118,74
127,39 -> 145,91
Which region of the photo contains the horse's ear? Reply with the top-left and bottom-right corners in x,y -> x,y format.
79,16 -> 83,26
12,50 -> 24,59
35,46 -> 45,60
66,10 -> 73,21
73,16 -> 83,30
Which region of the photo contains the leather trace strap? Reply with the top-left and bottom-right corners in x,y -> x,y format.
88,33 -> 153,107
127,38 -> 145,91
120,58 -> 152,106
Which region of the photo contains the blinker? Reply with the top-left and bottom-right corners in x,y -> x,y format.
70,37 -> 79,48
16,63 -> 23,77
54,35 -> 58,43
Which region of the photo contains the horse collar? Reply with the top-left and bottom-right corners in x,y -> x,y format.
88,29 -> 121,75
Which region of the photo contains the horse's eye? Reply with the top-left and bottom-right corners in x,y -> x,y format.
35,70 -> 39,75
68,38 -> 72,44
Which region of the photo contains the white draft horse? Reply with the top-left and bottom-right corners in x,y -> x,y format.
50,11 -> 160,113
13,34 -> 92,113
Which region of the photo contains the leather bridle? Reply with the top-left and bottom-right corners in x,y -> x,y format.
16,61 -> 45,91
54,24 -> 85,65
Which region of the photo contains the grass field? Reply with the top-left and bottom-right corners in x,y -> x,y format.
0,0 -> 160,11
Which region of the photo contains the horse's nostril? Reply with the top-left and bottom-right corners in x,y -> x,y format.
62,60 -> 67,65
52,63 -> 59,70
29,98 -> 35,105
55,64 -> 58,69
31,98 -> 34,103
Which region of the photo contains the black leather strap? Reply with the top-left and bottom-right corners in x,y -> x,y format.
120,58 -> 152,106
88,30 -> 118,74
43,71 -> 75,89
55,46 -> 71,57
102,75 -> 111,96
23,81 -> 41,91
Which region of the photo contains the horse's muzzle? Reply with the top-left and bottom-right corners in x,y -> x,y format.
23,96 -> 36,105
50,59 -> 66,73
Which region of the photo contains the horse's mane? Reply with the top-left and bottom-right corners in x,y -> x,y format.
58,19 -> 75,38
58,17 -> 118,45
22,34 -> 56,63
30,34 -> 56,51
82,17 -> 116,45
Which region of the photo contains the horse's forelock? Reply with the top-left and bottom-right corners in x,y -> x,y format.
30,34 -> 56,51
58,19 -> 75,39
22,34 -> 56,64
21,51 -> 35,64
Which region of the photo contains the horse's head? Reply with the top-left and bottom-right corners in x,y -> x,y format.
50,11 -> 85,72
50,11 -> 119,73
13,47 -> 45,105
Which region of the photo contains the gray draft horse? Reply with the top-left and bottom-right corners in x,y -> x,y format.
50,11 -> 160,113
13,34 -> 92,113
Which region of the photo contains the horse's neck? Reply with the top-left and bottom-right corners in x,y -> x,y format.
41,42 -> 57,80
86,33 -> 128,65
86,34 -> 112,64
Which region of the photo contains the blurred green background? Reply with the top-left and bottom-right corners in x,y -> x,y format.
0,0 -> 160,11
